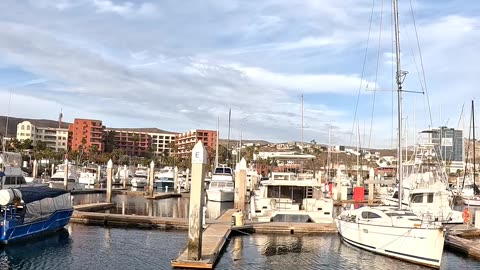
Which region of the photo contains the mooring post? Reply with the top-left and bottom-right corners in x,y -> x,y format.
32,160 -> 38,179
174,166 -> 179,193
368,168 -> 374,205
106,159 -> 113,203
187,141 -> 207,261
51,163 -> 55,178
63,158 -> 69,190
148,160 -> 155,197
185,168 -> 190,192
123,164 -> 127,188
97,165 -> 101,187
235,158 -> 247,211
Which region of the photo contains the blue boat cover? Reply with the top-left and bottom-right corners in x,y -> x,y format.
16,186 -> 69,204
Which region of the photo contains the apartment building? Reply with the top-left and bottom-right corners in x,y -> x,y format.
68,119 -> 104,153
105,128 -> 151,157
16,121 -> 68,152
175,129 -> 217,159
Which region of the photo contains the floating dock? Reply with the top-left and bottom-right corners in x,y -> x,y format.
171,209 -> 237,269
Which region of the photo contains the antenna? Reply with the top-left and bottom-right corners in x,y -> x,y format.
58,108 -> 63,128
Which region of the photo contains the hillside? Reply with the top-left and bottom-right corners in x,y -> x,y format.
0,116 -> 70,137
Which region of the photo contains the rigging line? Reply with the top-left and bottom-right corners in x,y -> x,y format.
462,109 -> 472,190
368,0 -> 384,149
409,0 -> 433,127
390,0 -> 395,149
350,0 -> 376,146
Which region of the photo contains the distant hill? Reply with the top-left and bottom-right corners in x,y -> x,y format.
219,139 -> 270,145
0,116 -> 70,137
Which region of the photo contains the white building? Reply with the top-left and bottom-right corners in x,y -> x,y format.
148,129 -> 177,156
16,121 -> 68,152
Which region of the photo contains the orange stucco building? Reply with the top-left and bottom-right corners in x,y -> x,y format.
68,118 -> 105,153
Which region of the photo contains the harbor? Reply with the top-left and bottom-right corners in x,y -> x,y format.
2,1 -> 480,269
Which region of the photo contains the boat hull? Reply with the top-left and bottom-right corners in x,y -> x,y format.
335,218 -> 444,268
206,190 -> 234,202
0,209 -> 73,244
463,197 -> 480,206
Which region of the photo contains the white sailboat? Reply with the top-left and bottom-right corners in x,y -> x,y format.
462,100 -> 480,206
336,1 -> 445,268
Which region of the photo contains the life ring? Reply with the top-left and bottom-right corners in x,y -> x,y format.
462,208 -> 471,223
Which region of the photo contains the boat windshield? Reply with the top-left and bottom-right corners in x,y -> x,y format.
214,167 -> 232,174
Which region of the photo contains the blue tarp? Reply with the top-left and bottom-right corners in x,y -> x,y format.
16,186 -> 69,204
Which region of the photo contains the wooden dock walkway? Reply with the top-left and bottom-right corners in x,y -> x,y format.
445,234 -> 480,260
74,202 -> 115,212
236,221 -> 337,234
171,209 -> 237,269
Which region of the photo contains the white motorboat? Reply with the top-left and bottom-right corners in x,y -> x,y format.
154,166 -> 175,191
78,165 -> 106,188
206,166 -> 234,202
253,170 -> 333,223
115,166 -> 133,184
336,206 -> 445,268
131,166 -> 148,188
0,152 -> 47,189
49,163 -> 84,190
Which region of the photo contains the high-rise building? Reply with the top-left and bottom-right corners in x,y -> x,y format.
16,121 -> 68,152
68,119 -> 104,153
175,129 -> 217,159
428,127 -> 464,173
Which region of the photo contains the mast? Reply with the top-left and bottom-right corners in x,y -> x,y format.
215,116 -> 219,168
473,100 -> 477,194
393,0 -> 404,209
226,108 -> 231,167
301,94 -> 304,153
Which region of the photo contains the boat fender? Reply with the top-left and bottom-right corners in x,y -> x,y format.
462,208 -> 471,223
270,199 -> 277,210
0,189 -> 22,206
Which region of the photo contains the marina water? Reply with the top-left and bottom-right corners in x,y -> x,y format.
1,194 -> 476,270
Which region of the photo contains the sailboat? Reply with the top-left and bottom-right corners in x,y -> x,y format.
335,1 -> 445,268
462,100 -> 480,206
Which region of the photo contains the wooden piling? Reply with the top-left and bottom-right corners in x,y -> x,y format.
123,165 -> 127,188
148,161 -> 155,197
63,158 -> 69,190
106,159 -> 113,203
187,141 -> 207,261
235,158 -> 247,211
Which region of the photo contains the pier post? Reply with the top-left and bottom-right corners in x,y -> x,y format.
187,141 -> 207,261
185,168 -> 190,192
106,159 -> 113,203
368,168 -> 374,205
97,165 -> 101,186
63,158 -> 69,190
235,158 -> 247,211
32,160 -> 38,179
51,163 -> 55,178
123,165 -> 127,188
174,166 -> 179,193
148,161 -> 155,197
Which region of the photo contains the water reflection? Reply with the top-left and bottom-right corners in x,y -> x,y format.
73,193 -> 232,219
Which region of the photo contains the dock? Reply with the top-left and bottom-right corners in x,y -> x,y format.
71,188 -> 127,195
171,209 -> 237,269
71,210 -> 191,229
74,202 -> 115,212
237,221 -> 337,234
445,234 -> 480,260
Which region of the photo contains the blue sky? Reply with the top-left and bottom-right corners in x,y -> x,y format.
0,0 -> 478,148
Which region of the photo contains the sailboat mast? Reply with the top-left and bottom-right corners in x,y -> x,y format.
393,0 -> 404,209
473,100 -> 476,191
301,94 -> 304,153
215,116 -> 219,168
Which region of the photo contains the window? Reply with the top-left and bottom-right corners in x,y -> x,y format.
411,194 -> 424,204
21,125 -> 25,130
361,211 -> 382,219
27,125 -> 30,130
427,194 -> 434,203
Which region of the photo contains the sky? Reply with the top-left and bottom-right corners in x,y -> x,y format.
0,0 -> 479,148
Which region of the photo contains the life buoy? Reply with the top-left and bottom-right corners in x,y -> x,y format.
462,208 -> 471,223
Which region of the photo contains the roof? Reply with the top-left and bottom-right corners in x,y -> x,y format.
107,127 -> 178,134
267,154 -> 316,160
18,186 -> 70,203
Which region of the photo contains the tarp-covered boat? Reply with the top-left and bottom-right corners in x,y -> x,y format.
0,186 -> 73,244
